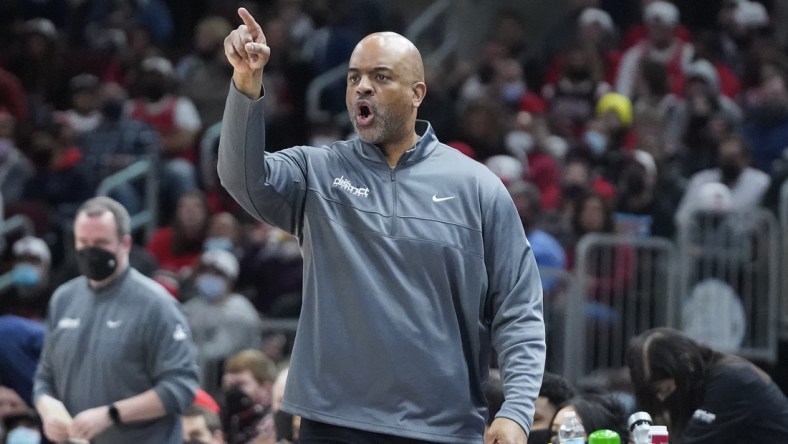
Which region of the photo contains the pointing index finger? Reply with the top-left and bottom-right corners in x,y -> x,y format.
238,7 -> 262,41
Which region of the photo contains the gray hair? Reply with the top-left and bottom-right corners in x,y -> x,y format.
76,196 -> 131,239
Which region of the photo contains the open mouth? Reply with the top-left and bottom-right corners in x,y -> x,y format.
355,101 -> 375,126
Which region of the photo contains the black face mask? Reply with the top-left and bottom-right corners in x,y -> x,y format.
100,100 -> 124,122
76,247 -> 118,281
720,159 -> 742,183
527,428 -> 552,444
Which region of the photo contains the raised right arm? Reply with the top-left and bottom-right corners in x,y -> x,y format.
218,8 -> 308,234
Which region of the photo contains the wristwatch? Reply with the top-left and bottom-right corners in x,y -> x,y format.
108,403 -> 122,425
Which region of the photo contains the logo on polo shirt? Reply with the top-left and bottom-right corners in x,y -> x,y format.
332,176 -> 369,198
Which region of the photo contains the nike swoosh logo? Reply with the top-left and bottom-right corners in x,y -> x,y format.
107,320 -> 122,328
432,195 -> 456,202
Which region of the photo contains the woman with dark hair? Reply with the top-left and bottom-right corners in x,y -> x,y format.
626,327 -> 788,443
548,392 -> 630,443
146,190 -> 213,276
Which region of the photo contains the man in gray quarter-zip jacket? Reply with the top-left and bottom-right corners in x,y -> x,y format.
219,8 -> 545,444
33,197 -> 200,444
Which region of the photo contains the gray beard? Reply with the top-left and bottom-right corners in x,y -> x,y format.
349,108 -> 409,146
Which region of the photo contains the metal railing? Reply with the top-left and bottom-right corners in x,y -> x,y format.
96,157 -> 159,242
572,233 -> 679,375
677,209 -> 780,363
539,266 -> 584,383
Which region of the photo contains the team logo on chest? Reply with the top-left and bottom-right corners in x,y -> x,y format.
332,176 -> 370,198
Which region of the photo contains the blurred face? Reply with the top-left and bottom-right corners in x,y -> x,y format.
223,370 -> 269,406
346,33 -> 425,147
73,90 -> 100,114
182,414 -> 221,444
563,162 -> 591,187
651,378 -> 677,402
579,196 -> 606,233
0,386 -> 26,419
207,213 -> 239,241
646,19 -> 674,46
177,194 -> 208,233
718,139 -> 744,167
532,396 -> 557,430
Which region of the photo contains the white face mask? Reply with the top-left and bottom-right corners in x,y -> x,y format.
195,274 -> 228,302
6,427 -> 41,444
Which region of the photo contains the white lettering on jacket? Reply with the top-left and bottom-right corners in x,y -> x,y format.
332,176 -> 370,197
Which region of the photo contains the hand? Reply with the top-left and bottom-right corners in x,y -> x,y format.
37,396 -> 73,442
41,413 -> 71,442
484,417 -> 527,444
225,7 -> 270,97
70,406 -> 112,441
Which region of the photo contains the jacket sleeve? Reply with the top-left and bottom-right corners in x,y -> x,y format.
144,297 -> 200,415
32,291 -> 62,403
217,81 -> 310,235
484,181 -> 546,434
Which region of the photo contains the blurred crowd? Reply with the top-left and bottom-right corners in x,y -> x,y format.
1,0 -> 788,442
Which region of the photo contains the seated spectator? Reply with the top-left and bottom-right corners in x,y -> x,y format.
615,1 -> 694,99
58,74 -> 103,135
675,135 -> 770,226
507,181 -> 566,295
543,42 -> 612,140
147,190 -> 212,278
182,405 -> 224,444
127,56 -> 199,222
21,120 -> 93,231
203,211 -> 243,257
76,81 -> 161,214
529,372 -> 576,444
0,236 -> 54,320
0,108 -> 34,208
673,59 -> 743,175
177,16 -> 234,128
221,350 -> 278,444
0,316 -> 44,407
238,223 -> 303,317
549,392 -> 630,444
626,327 -> 788,442
740,67 -> 788,175
184,249 -> 262,389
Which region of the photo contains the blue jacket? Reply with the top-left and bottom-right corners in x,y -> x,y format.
218,84 -> 545,443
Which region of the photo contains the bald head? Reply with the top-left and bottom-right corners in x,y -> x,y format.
352,32 -> 425,84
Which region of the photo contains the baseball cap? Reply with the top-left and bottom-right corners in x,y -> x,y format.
644,1 -> 680,27
12,236 -> 51,264
69,73 -> 100,94
141,56 -> 175,77
199,249 -> 239,280
24,18 -> 57,39
578,8 -> 614,31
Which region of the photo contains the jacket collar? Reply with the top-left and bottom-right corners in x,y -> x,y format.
354,120 -> 438,166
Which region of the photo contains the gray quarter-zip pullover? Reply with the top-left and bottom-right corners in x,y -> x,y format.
218,83 -> 545,443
